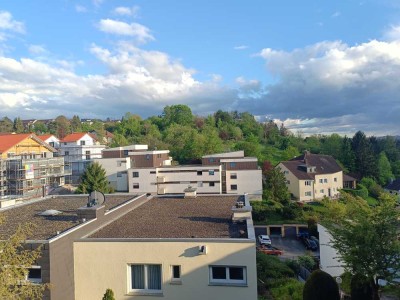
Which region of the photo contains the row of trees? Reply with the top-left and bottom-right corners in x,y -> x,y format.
2,104 -> 400,184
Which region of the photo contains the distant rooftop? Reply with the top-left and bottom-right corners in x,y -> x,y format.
202,151 -> 244,159
90,195 -> 246,239
0,195 -> 137,240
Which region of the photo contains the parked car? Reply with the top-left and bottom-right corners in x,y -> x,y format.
297,230 -> 309,239
310,236 -> 319,246
257,245 -> 283,256
258,235 -> 272,245
302,237 -> 318,251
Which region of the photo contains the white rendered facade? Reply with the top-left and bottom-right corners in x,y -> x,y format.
94,157 -> 131,192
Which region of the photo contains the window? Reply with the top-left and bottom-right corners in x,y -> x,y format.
324,179 -> 328,183
230,173 -> 237,179
197,171 -> 202,176
319,179 -> 323,183
198,182 -> 203,187
305,191 -> 312,196
146,154 -> 150,160
150,171 -> 156,174
283,170 -> 289,174
209,158 -> 215,163
117,161 -> 122,167
209,170 -> 214,175
157,154 -> 161,158
304,181 -> 311,186
26,180 -> 33,188
209,266 -> 246,285
65,151 -> 69,156
286,180 -> 290,185
320,189 -> 324,193
133,183 -> 139,189
27,266 -> 42,283
49,142 -> 54,147
209,182 -> 215,187
132,172 -> 139,178
117,172 -> 122,177
123,150 -> 129,156
130,264 -> 162,292
40,178 -> 46,185
334,177 -> 337,182
80,140 -> 85,145
171,265 -> 181,282
85,150 -> 90,160
229,162 -> 236,168
231,184 -> 238,190
64,142 -> 67,145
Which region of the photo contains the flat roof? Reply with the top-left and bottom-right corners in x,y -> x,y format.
90,195 -> 246,239
0,195 -> 137,241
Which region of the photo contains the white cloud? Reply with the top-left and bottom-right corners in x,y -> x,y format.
97,19 -> 154,43
75,5 -> 87,13
28,44 -> 47,55
113,6 -> 140,17
92,0 -> 103,7
331,11 -> 341,18
383,24 -> 400,41
0,11 -> 25,34
251,39 -> 400,134
234,45 -> 248,50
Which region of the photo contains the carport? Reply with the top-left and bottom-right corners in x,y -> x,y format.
255,224 -> 308,237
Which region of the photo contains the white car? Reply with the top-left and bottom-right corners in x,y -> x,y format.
258,235 -> 272,245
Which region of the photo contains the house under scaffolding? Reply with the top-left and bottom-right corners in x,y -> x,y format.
1,156 -> 69,199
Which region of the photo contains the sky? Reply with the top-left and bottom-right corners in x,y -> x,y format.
0,0 -> 400,136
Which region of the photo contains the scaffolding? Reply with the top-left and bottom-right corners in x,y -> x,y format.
4,156 -> 70,199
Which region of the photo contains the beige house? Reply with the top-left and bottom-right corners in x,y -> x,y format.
277,152 -> 343,202
0,193 -> 257,300
74,195 -> 257,300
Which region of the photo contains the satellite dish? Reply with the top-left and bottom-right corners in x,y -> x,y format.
87,191 -> 106,207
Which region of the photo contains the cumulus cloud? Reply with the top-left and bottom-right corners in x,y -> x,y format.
251,39 -> 400,134
97,19 -> 154,43
0,11 -> 25,33
113,6 -> 140,17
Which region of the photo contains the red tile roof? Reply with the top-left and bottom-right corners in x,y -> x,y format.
0,133 -> 32,154
61,132 -> 88,142
37,134 -> 57,142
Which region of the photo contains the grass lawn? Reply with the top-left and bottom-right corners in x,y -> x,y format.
365,196 -> 378,206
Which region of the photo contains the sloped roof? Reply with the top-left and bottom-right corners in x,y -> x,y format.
280,152 -> 342,180
0,133 -> 57,154
386,178 -> 400,191
38,134 -> 58,142
61,132 -> 88,142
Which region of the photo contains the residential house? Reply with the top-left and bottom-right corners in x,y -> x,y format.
38,134 -> 60,149
0,193 -> 257,300
59,132 -> 106,184
277,151 -> 343,202
0,133 -> 67,199
385,178 -> 400,200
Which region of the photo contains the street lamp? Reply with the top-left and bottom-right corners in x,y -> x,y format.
336,276 -> 342,299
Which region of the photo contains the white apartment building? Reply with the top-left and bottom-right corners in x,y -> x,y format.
93,157 -> 131,192
59,133 -> 106,184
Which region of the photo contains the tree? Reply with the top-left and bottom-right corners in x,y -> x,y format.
0,117 -> 13,132
339,136 -> 355,172
102,288 -> 115,300
303,270 -> 340,300
264,168 -> 290,204
32,121 -> 48,134
70,115 -> 82,132
352,131 -> 378,179
323,192 -> 400,299
13,117 -> 24,133
162,105 -> 193,127
351,274 -> 374,300
377,151 -> 393,186
54,115 -> 71,139
0,218 -> 48,299
76,162 -> 113,194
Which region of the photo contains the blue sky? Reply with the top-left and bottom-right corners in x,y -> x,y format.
1,0 -> 400,135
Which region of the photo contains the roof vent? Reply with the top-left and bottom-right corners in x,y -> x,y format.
38,209 -> 62,216
184,185 -> 197,198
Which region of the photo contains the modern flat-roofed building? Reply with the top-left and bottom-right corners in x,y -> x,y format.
0,193 -> 257,300
74,195 -> 257,300
125,150 -> 262,199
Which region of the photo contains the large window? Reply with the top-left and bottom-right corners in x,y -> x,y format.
26,266 -> 42,283
130,264 -> 162,292
230,184 -> 238,190
209,266 -> 246,285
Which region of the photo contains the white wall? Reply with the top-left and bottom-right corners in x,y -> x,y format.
318,224 -> 344,278
94,158 -> 131,192
74,240 -> 257,300
225,169 -> 262,198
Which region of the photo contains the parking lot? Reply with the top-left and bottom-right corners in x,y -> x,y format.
255,227 -> 320,259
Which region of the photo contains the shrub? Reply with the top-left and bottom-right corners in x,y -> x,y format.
307,216 -> 318,237
343,184 -> 368,199
303,270 -> 340,300
281,203 -> 302,220
298,255 -> 316,271
102,288 -> 115,300
270,278 -> 304,300
350,274 -> 374,300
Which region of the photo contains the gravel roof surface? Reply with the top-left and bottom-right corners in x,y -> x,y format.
90,195 -> 242,239
0,195 -> 136,240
